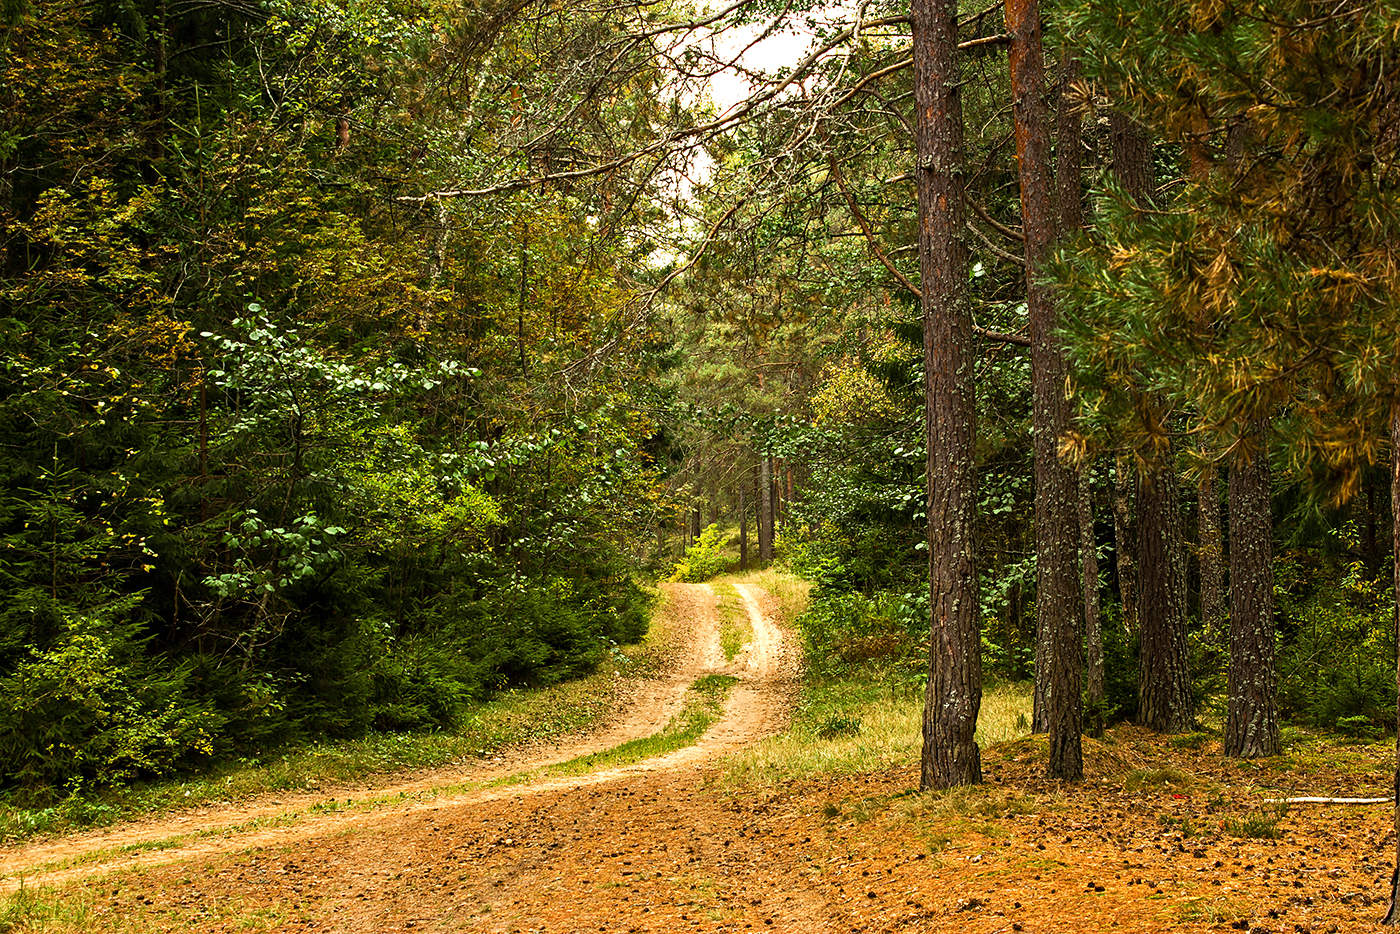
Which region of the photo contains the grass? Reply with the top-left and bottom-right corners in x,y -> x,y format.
0,588 -> 684,846
0,889 -> 95,934
503,674 -> 739,782
724,674 -> 1032,785
711,581 -> 751,661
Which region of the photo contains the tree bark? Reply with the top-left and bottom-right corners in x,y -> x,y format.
758,456 -> 774,562
1225,419 -> 1279,758
914,0 -> 981,790
1008,0 -> 1081,780
1136,458 -> 1194,733
1198,462 -> 1227,637
1112,458 -> 1139,638
1081,468 -> 1105,738
1386,399 -> 1400,925
739,488 -> 749,571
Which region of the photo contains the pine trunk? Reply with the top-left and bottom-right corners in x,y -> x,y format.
914,0 -> 981,790
1137,459 -> 1193,733
1224,419 -> 1279,758
1112,459 -> 1139,638
1199,462 -> 1226,636
1386,400 -> 1400,925
1081,468 -> 1105,738
759,456 -> 774,562
1008,0 -> 1081,780
739,488 -> 749,571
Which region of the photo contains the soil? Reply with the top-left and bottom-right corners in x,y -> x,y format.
5,581 -> 1399,933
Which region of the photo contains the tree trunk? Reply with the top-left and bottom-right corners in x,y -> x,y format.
914,0 -> 981,791
1081,468 -> 1105,738
1225,419 -> 1279,758
1199,461 -> 1227,637
1007,0 -> 1081,779
1385,399 -> 1400,925
739,488 -> 749,571
758,456 -> 774,562
1113,458 -> 1140,638
1137,458 -> 1193,733
690,506 -> 701,546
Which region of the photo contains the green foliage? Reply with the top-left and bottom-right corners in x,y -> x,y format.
1275,554 -> 1396,732
0,599 -> 219,788
797,589 -> 928,682
669,524 -> 733,582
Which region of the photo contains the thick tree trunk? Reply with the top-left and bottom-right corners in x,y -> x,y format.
914,0 -> 981,790
690,506 -> 701,545
1199,462 -> 1226,635
1136,458 -> 1194,733
1386,400 -> 1400,925
1008,0 -> 1081,780
1225,419 -> 1279,758
739,488 -> 749,571
1081,468 -> 1105,738
1112,459 -> 1140,638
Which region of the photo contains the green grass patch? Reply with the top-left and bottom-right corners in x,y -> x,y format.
0,888 -> 95,934
724,669 -> 1031,785
711,581 -> 751,661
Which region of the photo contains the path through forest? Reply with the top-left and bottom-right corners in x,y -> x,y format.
0,581 -> 801,912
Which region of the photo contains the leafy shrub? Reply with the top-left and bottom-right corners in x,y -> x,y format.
669,524 -> 733,582
0,602 -> 221,788
797,588 -> 927,679
1276,556 -> 1395,732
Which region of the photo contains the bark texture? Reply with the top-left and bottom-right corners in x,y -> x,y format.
1136,460 -> 1193,733
1387,400 -> 1400,925
1008,0 -> 1080,780
1081,469 -> 1105,738
914,0 -> 981,790
758,456 -> 774,562
1224,420 -> 1279,758
1112,460 -> 1139,637
739,488 -> 748,571
1198,462 -> 1226,636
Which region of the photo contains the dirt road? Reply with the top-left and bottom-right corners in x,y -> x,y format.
0,580 -> 810,926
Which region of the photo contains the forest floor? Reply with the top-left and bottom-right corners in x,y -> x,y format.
1,576 -> 1397,933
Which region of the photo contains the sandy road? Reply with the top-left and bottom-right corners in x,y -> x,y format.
0,579 -> 797,896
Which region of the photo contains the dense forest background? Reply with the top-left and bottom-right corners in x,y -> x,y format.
2,0 -> 1398,849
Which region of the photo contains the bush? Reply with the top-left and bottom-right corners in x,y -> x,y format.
669,524 -> 733,582
0,602 -> 221,789
1276,559 -> 1395,732
797,588 -> 926,679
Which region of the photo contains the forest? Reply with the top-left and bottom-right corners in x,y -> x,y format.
2,0 -> 1400,931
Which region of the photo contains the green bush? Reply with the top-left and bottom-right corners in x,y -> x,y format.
669,524 -> 733,582
797,588 -> 926,679
0,603 -> 220,789
1276,558 -> 1395,732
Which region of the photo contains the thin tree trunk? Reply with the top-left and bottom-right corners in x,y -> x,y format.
739,488 -> 748,571
1137,458 -> 1193,733
1225,419 -> 1279,757
1385,399 -> 1400,925
1199,461 -> 1227,637
1081,468 -> 1105,738
1113,458 -> 1139,638
914,0 -> 981,790
758,457 -> 774,562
